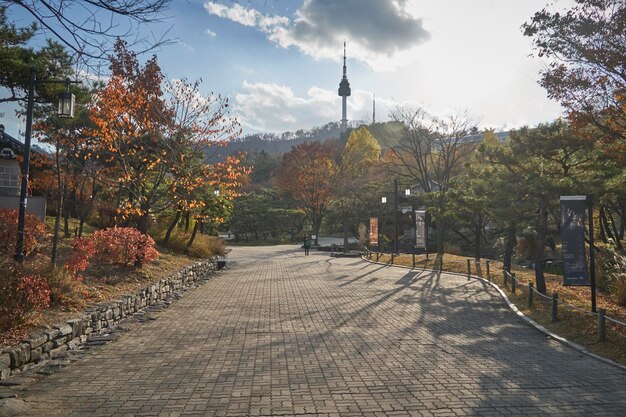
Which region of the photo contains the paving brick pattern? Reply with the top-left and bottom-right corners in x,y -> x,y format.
20,246 -> 626,416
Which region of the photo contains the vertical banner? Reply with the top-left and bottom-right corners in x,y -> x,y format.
415,210 -> 426,249
369,217 -> 379,246
560,196 -> 590,286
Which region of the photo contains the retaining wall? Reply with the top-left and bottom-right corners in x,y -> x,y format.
0,259 -> 219,380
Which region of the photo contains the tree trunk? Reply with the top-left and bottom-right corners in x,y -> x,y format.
473,214 -> 482,261
50,185 -> 64,268
164,210 -> 181,244
503,222 -> 516,273
187,221 -> 199,248
534,197 -> 548,294
606,206 -> 623,250
63,187 -> 74,238
137,212 -> 150,235
184,211 -> 190,232
312,215 -> 322,246
599,206 -> 609,243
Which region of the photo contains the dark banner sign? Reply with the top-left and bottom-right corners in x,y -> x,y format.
369,217 -> 378,246
560,196 -> 590,286
415,210 -> 426,249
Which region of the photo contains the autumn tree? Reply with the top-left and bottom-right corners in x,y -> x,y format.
276,141 -> 339,245
523,0 -> 626,162
88,40 -> 174,233
162,77 -> 245,244
334,127 -> 380,250
385,107 -> 478,266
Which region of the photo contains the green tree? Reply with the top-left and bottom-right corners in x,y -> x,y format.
0,7 -> 74,103
481,121 -> 595,293
230,189 -> 304,241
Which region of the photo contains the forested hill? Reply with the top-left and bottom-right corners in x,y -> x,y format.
209,120 -> 405,162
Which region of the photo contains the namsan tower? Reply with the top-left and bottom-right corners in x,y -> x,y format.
338,42 -> 351,131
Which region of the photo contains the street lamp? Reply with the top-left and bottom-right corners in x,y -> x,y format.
15,67 -> 79,262
57,88 -> 76,118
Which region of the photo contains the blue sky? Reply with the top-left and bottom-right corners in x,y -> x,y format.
1,0 -> 572,137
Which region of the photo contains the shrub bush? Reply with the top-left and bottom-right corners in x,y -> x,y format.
0,260 -> 50,332
0,208 -> 48,256
66,227 -> 159,278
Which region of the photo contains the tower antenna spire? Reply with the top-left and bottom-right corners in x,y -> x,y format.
338,41 -> 351,131
343,41 -> 347,77
373,94 -> 376,124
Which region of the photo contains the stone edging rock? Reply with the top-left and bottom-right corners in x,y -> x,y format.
360,256 -> 626,373
0,259 -> 221,381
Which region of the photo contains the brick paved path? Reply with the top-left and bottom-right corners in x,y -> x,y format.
19,246 -> 626,416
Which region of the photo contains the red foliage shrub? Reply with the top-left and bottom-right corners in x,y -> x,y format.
0,208 -> 48,256
0,260 -> 50,332
66,227 -> 158,277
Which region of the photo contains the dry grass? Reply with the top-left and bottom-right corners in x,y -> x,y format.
151,226 -> 227,259
366,251 -> 626,366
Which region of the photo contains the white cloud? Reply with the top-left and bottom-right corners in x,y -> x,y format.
234,81 -> 405,133
205,28 -> 217,38
178,40 -> 195,52
204,0 -> 429,71
204,2 -> 259,27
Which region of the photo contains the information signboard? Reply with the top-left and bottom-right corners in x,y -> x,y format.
415,210 -> 426,249
560,196 -> 590,286
369,217 -> 378,246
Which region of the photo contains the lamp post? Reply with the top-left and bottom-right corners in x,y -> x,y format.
15,67 -> 78,262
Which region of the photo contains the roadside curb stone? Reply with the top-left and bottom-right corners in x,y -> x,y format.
0,257 -> 222,382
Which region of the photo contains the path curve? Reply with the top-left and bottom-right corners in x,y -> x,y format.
17,246 -> 626,416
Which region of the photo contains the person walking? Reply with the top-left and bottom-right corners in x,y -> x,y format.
303,234 -> 310,256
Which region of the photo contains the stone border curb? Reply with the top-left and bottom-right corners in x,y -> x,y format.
1,258 -> 221,381
360,256 -> 626,373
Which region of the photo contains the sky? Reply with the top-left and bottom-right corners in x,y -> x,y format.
1,0 -> 573,138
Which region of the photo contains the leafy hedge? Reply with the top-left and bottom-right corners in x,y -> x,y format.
0,260 -> 50,332
0,208 -> 48,257
66,227 -> 158,278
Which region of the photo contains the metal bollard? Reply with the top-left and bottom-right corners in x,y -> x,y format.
551,293 -> 559,322
412,253 -> 416,268
528,283 -> 534,308
598,309 -> 606,342
467,259 -> 471,279
376,252 -> 379,262
486,260 -> 490,278
511,273 -> 516,294
391,252 -> 394,264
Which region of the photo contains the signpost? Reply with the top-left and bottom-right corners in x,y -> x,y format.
369,217 -> 379,247
560,195 -> 596,312
415,210 -> 426,250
